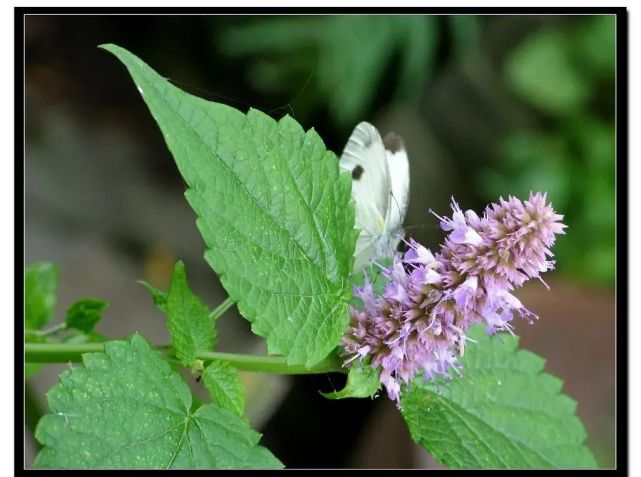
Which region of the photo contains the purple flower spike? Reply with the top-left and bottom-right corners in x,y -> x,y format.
341,193 -> 566,403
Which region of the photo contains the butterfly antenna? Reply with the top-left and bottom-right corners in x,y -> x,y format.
390,190 -> 403,222
403,224 -> 430,232
268,71 -> 314,119
269,103 -> 297,119
165,76 -> 257,110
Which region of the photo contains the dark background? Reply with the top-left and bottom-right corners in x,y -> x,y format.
24,14 -> 616,468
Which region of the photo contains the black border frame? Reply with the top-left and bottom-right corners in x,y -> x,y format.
15,6 -> 628,475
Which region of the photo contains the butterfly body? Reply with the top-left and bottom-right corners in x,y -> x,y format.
339,122 -> 410,273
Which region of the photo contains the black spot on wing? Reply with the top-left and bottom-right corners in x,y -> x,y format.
351,165 -> 364,180
383,132 -> 405,153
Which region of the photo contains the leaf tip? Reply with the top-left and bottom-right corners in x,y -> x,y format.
97,43 -> 119,54
98,44 -> 141,69
174,259 -> 186,271
129,332 -> 149,349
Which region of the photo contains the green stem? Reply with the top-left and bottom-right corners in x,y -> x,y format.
24,342 -> 345,375
29,322 -> 67,338
210,297 -> 235,320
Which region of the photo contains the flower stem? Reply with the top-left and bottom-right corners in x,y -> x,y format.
210,297 -> 234,320
24,342 -> 345,375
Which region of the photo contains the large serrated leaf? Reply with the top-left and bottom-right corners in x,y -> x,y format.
401,325 -> 597,469
102,44 -> 356,368
34,334 -> 282,469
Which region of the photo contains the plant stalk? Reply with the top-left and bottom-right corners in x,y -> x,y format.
210,297 -> 235,320
24,342 -> 345,375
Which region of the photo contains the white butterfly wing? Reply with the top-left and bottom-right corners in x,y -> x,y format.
383,132 -> 410,233
339,122 -> 391,273
339,122 -> 391,227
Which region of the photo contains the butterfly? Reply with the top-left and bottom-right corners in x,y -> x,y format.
339,121 -> 410,274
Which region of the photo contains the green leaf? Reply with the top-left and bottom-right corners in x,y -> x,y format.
203,361 -> 245,417
25,262 -> 60,330
65,298 -> 108,333
102,44 -> 357,368
156,261 -> 216,367
34,334 -> 282,469
401,326 -> 597,469
322,364 -> 380,400
138,280 -> 168,312
505,30 -> 590,116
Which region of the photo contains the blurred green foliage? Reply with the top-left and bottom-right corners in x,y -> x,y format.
219,16 -> 478,127
490,16 -> 615,285
219,15 -> 615,286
